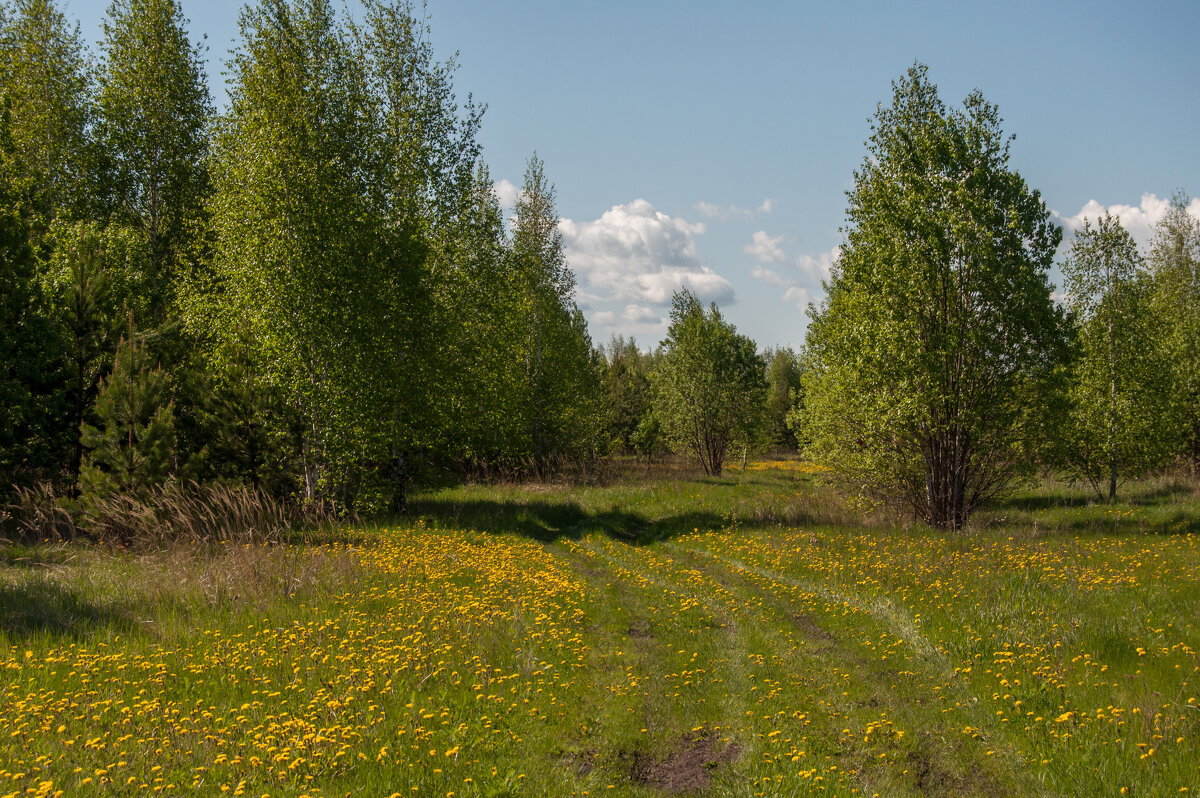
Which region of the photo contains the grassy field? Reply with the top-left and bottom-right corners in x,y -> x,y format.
2,463 -> 1199,797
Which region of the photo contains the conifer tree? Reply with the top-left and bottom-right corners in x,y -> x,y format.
79,321 -> 174,499
0,93 -> 64,490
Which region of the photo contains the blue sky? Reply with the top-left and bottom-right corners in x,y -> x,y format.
67,0 -> 1200,350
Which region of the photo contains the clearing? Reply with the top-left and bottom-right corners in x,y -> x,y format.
2,462 -> 1198,796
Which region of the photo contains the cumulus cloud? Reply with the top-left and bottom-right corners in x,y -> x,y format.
751,265 -> 787,286
746,231 -> 839,309
561,199 -> 735,306
494,178 -> 519,209
694,198 -> 775,222
1053,193 -> 1200,250
745,231 -> 786,264
621,304 -> 661,325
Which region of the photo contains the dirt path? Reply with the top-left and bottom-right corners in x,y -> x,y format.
546,533 -> 1038,796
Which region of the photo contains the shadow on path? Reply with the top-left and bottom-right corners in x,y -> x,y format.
406,495 -> 733,545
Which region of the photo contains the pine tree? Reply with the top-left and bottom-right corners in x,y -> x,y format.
79,321 -> 174,500
0,93 -> 66,490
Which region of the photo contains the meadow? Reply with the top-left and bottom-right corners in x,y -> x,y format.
1,463 -> 1198,797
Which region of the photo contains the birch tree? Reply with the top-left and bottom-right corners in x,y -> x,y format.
799,63 -> 1064,529
1061,213 -> 1177,499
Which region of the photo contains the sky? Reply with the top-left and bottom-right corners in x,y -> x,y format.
66,0 -> 1200,351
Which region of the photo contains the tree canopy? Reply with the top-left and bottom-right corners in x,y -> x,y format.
654,289 -> 765,476
800,63 -> 1064,530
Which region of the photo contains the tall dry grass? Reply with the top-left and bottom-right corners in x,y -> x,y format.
4,481 -> 348,547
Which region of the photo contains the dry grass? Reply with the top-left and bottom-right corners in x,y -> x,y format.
4,481 -> 348,547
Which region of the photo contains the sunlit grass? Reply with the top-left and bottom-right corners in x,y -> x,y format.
2,465 -> 1198,796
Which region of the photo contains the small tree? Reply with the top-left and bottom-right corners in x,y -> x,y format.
79,323 -> 174,500
800,64 -> 1064,530
1147,193 -> 1200,471
602,335 -> 655,455
764,347 -> 803,450
653,289 -> 766,476
1061,213 -> 1177,499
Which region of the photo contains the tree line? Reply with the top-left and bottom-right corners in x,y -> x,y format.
798,64 -> 1200,529
0,0 -> 801,521
2,3 -> 1193,533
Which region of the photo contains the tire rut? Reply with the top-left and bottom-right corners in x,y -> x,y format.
663,540 -> 1031,798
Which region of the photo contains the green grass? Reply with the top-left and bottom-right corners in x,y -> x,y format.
2,464 -> 1199,796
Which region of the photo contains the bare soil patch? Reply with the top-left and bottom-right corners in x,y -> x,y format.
790,611 -> 834,641
627,620 -> 653,638
630,730 -> 740,794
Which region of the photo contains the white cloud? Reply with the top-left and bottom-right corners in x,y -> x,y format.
751,265 -> 787,286
561,199 -> 735,306
621,304 -> 661,325
745,231 -> 787,264
781,286 -> 813,307
746,232 -> 840,309
796,248 -> 838,282
696,201 -> 751,221
694,198 -> 775,222
1053,193 -> 1200,250
494,178 -> 519,209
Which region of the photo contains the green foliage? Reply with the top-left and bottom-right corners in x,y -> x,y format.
201,0 -> 434,502
510,154 -> 602,462
160,330 -> 299,497
1060,213 -> 1177,499
429,165 -> 533,467
630,407 -> 668,462
0,0 -> 91,238
94,0 -> 212,323
653,289 -> 766,475
601,335 -> 656,455
800,63 -> 1064,530
763,346 -> 802,450
0,96 -> 65,490
1147,193 -> 1200,468
79,324 -> 175,500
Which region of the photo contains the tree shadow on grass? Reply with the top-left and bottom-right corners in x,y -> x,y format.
991,477 -> 1196,513
0,580 -> 141,641
992,493 -> 1091,512
405,495 -> 733,545
1051,511 -> 1200,537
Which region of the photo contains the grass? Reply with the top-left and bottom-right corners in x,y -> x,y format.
1,463 -> 1198,796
